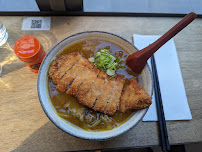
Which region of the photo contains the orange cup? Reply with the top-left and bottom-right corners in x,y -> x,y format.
14,36 -> 46,73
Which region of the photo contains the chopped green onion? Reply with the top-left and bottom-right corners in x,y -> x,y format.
106,69 -> 115,76
88,57 -> 95,63
88,49 -> 118,76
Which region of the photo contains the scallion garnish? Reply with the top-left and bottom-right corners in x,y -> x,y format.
88,49 -> 119,76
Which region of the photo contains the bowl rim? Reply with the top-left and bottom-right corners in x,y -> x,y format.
37,31 -> 153,140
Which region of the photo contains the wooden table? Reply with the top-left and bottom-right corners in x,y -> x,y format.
0,16 -> 202,152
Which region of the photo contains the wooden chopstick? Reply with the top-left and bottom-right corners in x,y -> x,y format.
151,55 -> 170,152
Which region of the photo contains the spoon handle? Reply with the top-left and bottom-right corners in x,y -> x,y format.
135,12 -> 197,60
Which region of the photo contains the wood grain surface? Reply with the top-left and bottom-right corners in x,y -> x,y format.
0,16 -> 201,152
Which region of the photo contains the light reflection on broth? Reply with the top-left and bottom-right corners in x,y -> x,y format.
48,40 -> 142,131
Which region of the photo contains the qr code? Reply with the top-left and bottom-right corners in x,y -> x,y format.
31,20 -> 42,28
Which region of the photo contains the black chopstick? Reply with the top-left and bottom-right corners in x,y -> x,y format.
151,55 -> 170,152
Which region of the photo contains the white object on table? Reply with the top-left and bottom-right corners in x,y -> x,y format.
133,34 -> 192,121
22,17 -> 51,31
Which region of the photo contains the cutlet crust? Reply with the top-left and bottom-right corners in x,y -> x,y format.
76,68 -> 101,107
66,62 -> 94,96
105,75 -> 125,115
49,52 -> 82,84
119,78 -> 152,113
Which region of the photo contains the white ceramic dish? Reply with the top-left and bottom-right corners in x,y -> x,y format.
37,31 -> 153,140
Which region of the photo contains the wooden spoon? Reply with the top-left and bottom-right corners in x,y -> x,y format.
126,12 -> 197,73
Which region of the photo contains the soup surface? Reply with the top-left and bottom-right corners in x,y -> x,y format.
48,40 -> 142,131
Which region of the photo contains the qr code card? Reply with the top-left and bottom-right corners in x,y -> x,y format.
22,17 -> 51,30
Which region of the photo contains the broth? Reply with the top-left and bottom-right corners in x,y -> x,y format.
48,40 -> 142,131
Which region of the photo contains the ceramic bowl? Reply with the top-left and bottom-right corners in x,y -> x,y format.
37,31 -> 153,140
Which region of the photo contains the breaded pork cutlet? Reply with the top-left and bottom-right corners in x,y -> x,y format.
56,56 -> 90,92
66,62 -> 94,96
93,76 -> 117,114
49,52 -> 82,84
49,52 -> 152,115
72,70 -> 108,109
76,67 -> 100,107
105,75 -> 125,115
119,78 -> 152,113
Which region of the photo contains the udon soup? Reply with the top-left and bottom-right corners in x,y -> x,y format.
48,40 -> 142,131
